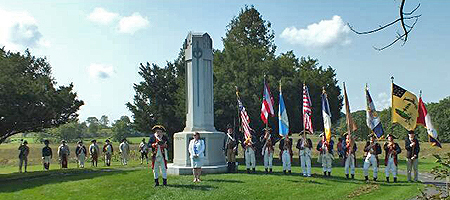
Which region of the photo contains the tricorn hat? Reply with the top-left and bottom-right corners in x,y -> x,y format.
23,140 -> 28,144
386,133 -> 397,139
408,130 -> 415,135
91,139 -> 96,143
152,125 -> 166,132
78,140 -> 83,144
105,139 -> 110,142
61,140 -> 66,143
226,124 -> 233,129
343,132 -> 349,137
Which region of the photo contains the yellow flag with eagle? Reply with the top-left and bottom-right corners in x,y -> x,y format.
391,82 -> 418,131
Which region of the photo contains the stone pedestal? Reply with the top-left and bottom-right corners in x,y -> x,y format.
168,32 -> 227,175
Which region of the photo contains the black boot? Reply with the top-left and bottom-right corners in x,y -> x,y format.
394,177 -> 397,183
227,162 -> 232,173
283,170 -> 286,175
288,170 -> 292,174
163,179 -> 167,186
365,176 -> 369,181
346,174 -> 349,179
373,177 -> 377,182
265,168 -> 268,174
247,168 -> 250,174
154,179 -> 159,187
269,168 -> 272,173
328,172 -> 331,177
386,177 -> 390,183
351,174 -> 355,179
324,172 -> 327,176
252,168 -> 256,173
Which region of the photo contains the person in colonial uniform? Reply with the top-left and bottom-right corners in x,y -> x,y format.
279,134 -> 293,174
317,133 -> 334,177
296,132 -> 312,177
75,140 -> 87,168
384,133 -> 401,183
260,127 -> 275,174
58,140 -> 70,169
18,140 -> 30,173
103,139 -> 113,166
189,132 -> 205,183
363,133 -> 382,181
149,125 -> 169,186
42,140 -> 52,171
139,138 -> 149,165
342,133 -> 357,179
224,124 -> 238,173
119,138 -> 130,165
243,134 -> 257,174
405,130 -> 420,182
89,139 -> 99,167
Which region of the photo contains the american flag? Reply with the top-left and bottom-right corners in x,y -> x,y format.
238,99 -> 252,140
303,84 -> 313,133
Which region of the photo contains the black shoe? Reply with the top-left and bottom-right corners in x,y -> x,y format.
328,172 -> 331,177
283,170 -> 287,175
394,177 -> 397,183
247,169 -> 250,174
365,176 -> 369,181
324,172 -> 327,176
265,168 -> 268,174
373,177 -> 377,182
269,168 -> 272,173
252,168 -> 256,173
288,170 -> 292,174
351,174 -> 355,179
163,179 -> 167,186
386,177 -> 390,183
227,162 -> 231,173
346,174 -> 349,179
154,179 -> 159,187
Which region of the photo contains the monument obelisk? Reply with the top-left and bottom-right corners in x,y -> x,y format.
167,32 -> 227,175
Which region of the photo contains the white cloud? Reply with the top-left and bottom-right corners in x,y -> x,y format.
118,13 -> 149,34
87,7 -> 119,25
0,8 -> 48,51
375,92 -> 391,110
88,63 -> 114,79
280,15 -> 351,49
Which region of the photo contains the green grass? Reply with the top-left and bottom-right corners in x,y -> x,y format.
0,161 -> 423,200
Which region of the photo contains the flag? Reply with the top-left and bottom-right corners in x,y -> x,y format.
278,85 -> 289,136
321,88 -> 332,142
365,86 -> 384,138
391,83 -> 418,131
302,84 -> 313,134
343,82 -> 357,135
238,98 -> 252,140
417,97 -> 442,148
261,79 -> 275,124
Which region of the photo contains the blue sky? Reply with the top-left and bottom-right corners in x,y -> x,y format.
1,0 -> 449,123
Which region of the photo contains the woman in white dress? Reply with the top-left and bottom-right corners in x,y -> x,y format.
189,132 -> 205,183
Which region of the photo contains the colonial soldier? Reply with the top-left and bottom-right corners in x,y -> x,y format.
260,127 -> 275,174
139,138 -> 149,164
103,139 -> 113,166
58,140 -> 70,169
384,133 -> 401,183
405,130 -> 420,182
18,140 -> 30,173
296,132 -> 312,177
149,125 -> 169,186
224,124 -> 237,173
243,134 -> 257,174
317,133 -> 334,176
363,133 -> 382,181
279,134 -> 293,174
75,140 -> 87,168
343,133 -> 357,179
119,138 -> 130,165
89,139 -> 99,167
42,140 -> 52,171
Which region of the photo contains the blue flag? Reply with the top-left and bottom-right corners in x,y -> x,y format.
365,86 -> 384,138
278,88 -> 289,136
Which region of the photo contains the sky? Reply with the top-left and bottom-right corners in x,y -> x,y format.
1,0 -> 449,124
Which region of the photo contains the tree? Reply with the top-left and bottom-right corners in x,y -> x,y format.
111,116 -> 133,142
99,115 -> 110,128
86,117 -> 100,136
48,121 -> 84,142
0,48 -> 84,144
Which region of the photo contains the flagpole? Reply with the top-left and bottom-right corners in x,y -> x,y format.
303,82 -> 306,138
390,76 -> 394,135
264,75 -> 269,129
235,86 -> 241,134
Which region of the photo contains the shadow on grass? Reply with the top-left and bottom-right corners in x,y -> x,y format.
207,179 -> 244,183
288,179 -> 324,185
0,168 -> 138,193
167,184 -> 217,191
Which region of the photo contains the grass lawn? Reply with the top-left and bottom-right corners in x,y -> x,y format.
0,160 -> 423,200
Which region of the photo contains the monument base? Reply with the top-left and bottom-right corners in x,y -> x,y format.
167,163 -> 228,175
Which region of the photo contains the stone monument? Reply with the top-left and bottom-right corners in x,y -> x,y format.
167,32 -> 227,175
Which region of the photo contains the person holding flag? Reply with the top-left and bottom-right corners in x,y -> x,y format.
317,87 -> 334,177
296,83 -> 313,177
366,85 -> 384,138
384,134 -> 401,183
363,133 -> 382,181
342,82 -> 358,179
278,81 -> 292,174
260,127 -> 275,174
236,87 -> 256,173
405,130 -> 420,182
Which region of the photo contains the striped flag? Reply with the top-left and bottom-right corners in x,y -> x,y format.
278,84 -> 289,136
321,88 -> 332,142
365,86 -> 384,138
302,84 -> 313,134
344,82 -> 357,135
238,98 -> 252,140
261,79 -> 275,124
417,97 -> 442,148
